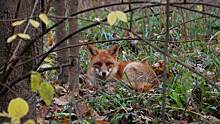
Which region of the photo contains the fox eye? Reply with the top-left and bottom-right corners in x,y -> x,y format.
93,62 -> 102,67
106,62 -> 114,66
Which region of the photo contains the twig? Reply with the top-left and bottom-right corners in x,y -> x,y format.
0,3 -> 162,89
13,37 -> 210,69
2,0 -> 220,97
161,0 -> 170,123
117,28 -> 220,91
4,1 -> 220,83
0,83 -> 17,96
161,105 -> 205,118
128,0 -> 133,30
9,0 -> 39,62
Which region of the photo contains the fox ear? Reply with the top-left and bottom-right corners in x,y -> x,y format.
87,45 -> 99,56
108,44 -> 119,57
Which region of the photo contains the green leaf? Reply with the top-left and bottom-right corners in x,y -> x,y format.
8,98 -> 29,119
39,82 -> 55,106
12,20 -> 26,27
40,63 -> 52,69
31,71 -> 41,92
107,11 -> 117,26
17,33 -> 31,40
115,11 -> 127,22
29,19 -> 40,28
7,34 -> 17,43
39,13 -> 49,25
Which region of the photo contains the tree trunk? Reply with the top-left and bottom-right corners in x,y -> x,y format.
67,0 -> 79,94
53,0 -> 69,84
0,0 -> 41,122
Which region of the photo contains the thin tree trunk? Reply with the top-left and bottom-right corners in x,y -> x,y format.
0,1 -> 15,116
53,0 -> 69,84
67,0 -> 79,94
0,0 -> 41,122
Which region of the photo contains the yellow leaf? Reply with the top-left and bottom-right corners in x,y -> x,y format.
8,98 -> 29,119
11,118 -> 20,124
115,11 -> 127,22
24,119 -> 36,124
209,31 -> 220,47
31,71 -> 41,92
29,19 -> 40,28
2,122 -> 10,124
7,35 -> 17,43
12,20 -> 26,27
39,82 -> 55,106
107,12 -> 117,26
196,5 -> 203,11
39,13 -> 49,25
17,33 -> 31,40
215,31 -> 220,42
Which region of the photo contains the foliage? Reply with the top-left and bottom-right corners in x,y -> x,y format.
31,71 -> 41,92
75,4 -> 220,123
30,71 -> 55,106
107,11 -> 127,26
0,98 -> 35,124
39,82 -> 55,106
6,13 -> 49,43
39,13 -> 49,25
3,1 -> 220,123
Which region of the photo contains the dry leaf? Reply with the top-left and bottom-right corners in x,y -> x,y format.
107,12 -> 117,26
29,19 -> 40,28
54,96 -> 68,106
107,11 -> 127,26
12,20 -> 26,26
196,5 -> 203,11
7,34 -> 17,43
78,102 -> 91,117
39,13 -> 49,25
96,120 -> 111,124
115,11 -> 127,22
17,33 -> 31,40
47,32 -> 54,46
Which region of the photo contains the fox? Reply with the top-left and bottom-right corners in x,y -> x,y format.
87,44 -> 160,91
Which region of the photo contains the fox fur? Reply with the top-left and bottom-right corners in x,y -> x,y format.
87,44 -> 160,91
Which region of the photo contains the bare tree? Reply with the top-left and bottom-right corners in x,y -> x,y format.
0,0 -> 42,121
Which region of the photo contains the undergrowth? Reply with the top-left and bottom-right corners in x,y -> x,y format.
75,6 -> 220,123
47,6 -> 220,123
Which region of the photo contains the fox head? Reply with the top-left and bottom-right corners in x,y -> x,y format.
87,44 -> 119,80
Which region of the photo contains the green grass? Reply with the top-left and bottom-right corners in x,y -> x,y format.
77,7 -> 220,123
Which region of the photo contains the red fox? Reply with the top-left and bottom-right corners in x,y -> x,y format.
87,44 -> 160,91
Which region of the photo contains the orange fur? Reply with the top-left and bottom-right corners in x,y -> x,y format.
87,44 -> 160,91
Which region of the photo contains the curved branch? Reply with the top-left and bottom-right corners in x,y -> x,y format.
1,0 -> 220,95
115,26 -> 220,91
0,3 -> 163,95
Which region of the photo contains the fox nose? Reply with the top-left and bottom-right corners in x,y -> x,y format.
101,72 -> 106,76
